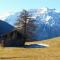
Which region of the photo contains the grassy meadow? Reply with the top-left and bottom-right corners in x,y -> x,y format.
0,37 -> 60,60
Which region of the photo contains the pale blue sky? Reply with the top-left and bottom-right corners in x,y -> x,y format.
0,0 -> 60,15
0,0 -> 60,13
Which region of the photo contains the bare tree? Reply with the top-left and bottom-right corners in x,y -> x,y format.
15,10 -> 37,42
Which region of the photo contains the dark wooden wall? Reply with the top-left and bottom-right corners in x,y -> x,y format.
0,30 -> 25,47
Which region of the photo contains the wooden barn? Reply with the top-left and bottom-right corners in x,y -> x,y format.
0,20 -> 25,47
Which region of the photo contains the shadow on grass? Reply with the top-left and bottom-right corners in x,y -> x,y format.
4,44 -> 48,48
24,44 -> 48,48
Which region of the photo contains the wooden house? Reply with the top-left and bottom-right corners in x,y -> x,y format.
0,20 -> 25,47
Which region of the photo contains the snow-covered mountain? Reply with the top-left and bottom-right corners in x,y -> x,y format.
4,12 -> 20,26
4,8 -> 60,40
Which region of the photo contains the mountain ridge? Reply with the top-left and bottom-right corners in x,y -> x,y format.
4,8 -> 60,40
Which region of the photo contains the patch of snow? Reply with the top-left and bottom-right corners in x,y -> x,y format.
39,8 -> 47,14
0,11 -> 14,20
45,16 -> 51,24
55,10 -> 60,13
37,44 -> 49,47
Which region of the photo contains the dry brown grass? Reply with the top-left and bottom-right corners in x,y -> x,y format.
0,37 -> 60,60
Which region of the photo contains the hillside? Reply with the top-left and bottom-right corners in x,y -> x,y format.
0,37 -> 60,60
0,20 -> 14,35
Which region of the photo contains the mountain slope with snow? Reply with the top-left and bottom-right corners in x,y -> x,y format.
4,8 -> 60,40
4,12 -> 20,26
